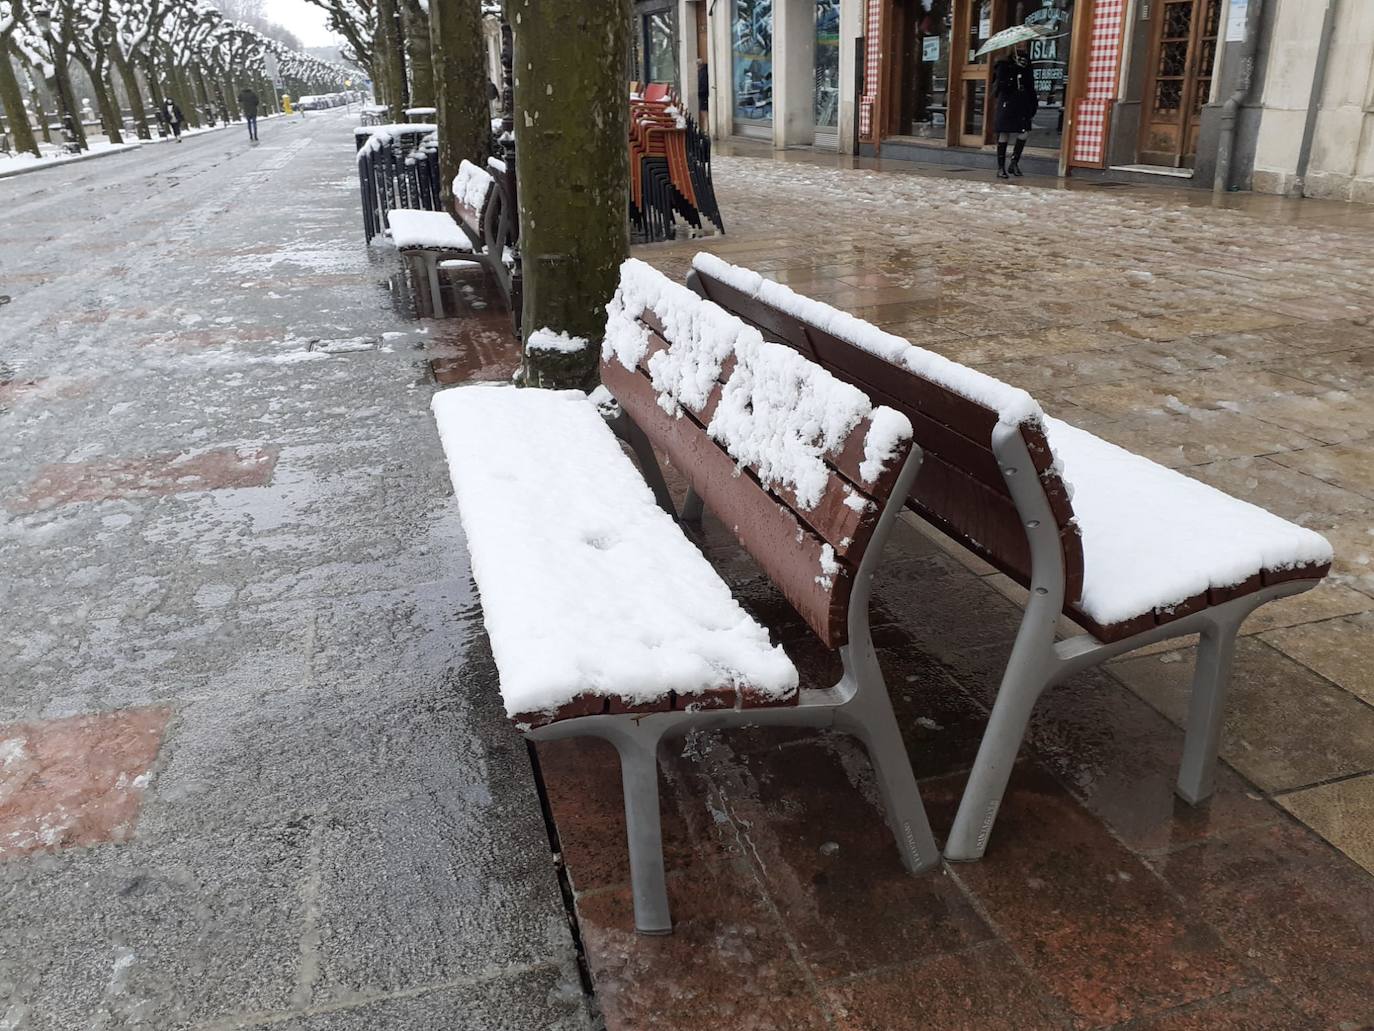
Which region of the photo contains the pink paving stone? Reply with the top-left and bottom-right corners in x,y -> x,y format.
7,446 -> 278,513
0,707 -> 171,860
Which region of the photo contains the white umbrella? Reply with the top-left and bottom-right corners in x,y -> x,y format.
974,24 -> 1050,59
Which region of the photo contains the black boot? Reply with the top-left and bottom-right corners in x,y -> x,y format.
1010,138 -> 1026,176
996,141 -> 1010,179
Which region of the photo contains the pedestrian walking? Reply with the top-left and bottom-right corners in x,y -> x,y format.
238,87 -> 260,143
161,97 -> 185,142
992,44 -> 1036,179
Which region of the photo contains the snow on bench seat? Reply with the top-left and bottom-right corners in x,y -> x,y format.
1047,417 -> 1333,628
431,383 -> 798,725
387,210 -> 473,252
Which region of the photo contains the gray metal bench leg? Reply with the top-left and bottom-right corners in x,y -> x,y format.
681,487 -> 705,525
426,254 -> 445,318
611,727 -> 672,935
842,691 -> 940,874
945,664 -> 1055,862
618,417 -> 676,518
1176,619 -> 1240,805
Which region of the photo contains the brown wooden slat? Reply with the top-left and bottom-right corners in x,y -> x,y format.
801,325 -> 1000,443
622,321 -> 894,559
690,271 -> 815,355
605,357 -> 852,647
910,456 -> 1033,577
1262,561 -> 1331,586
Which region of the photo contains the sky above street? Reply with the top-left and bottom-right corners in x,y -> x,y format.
264,0 -> 341,46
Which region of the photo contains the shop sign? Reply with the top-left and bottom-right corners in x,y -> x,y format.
923,36 -> 940,62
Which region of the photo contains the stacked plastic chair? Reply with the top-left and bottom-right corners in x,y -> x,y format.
629,85 -> 724,243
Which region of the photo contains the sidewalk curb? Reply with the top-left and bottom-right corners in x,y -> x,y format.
0,114 -> 292,181
0,143 -> 143,181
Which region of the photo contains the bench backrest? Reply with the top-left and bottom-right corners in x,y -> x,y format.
603,260 -> 918,649
687,255 -> 1085,610
452,159 -> 495,227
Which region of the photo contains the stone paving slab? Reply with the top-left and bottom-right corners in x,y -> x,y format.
531,149 -> 1374,1030
0,112 -> 591,1030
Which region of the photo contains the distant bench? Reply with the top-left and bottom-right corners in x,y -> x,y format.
432,260 -> 942,933
388,157 -> 520,328
686,252 -> 1333,861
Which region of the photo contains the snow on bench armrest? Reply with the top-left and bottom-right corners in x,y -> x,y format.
606,258 -> 913,511
1046,416 -> 1333,627
453,159 -> 494,213
386,210 -> 473,251
431,384 -> 797,722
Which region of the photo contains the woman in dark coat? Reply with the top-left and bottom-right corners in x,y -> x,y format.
161,97 -> 185,142
992,44 -> 1037,178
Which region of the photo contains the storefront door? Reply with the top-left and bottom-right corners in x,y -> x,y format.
1138,0 -> 1221,167
815,0 -> 841,147
731,0 -> 774,136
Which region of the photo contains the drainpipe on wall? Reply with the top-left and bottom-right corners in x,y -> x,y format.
1213,0 -> 1265,196
1291,0 -> 1341,198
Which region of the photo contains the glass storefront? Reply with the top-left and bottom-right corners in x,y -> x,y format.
731,0 -> 773,128
645,10 -> 678,86
884,0 -> 1078,155
815,0 -> 840,137
897,0 -> 951,138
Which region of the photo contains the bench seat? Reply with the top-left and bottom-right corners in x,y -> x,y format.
1051,417 -> 1332,638
386,209 -> 473,252
431,383 -> 798,728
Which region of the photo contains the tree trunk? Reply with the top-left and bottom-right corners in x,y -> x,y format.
0,40 -> 41,156
191,65 -> 211,117
399,0 -> 433,108
514,0 -> 630,390
111,44 -> 150,140
29,81 -> 51,143
169,61 -> 198,127
222,78 -> 241,121
76,54 -> 123,144
143,58 -> 168,135
430,0 -> 488,209
375,0 -> 407,120
51,51 -> 89,149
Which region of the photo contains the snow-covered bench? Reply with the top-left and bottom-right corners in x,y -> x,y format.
387,158 -> 520,324
386,209 -> 475,318
431,260 -> 942,934
687,252 -> 1334,862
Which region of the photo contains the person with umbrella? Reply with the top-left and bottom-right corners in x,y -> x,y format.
977,25 -> 1047,179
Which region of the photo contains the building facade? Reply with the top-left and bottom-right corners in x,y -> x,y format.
634,0 -> 1373,203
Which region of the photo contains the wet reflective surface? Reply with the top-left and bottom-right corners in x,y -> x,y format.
2,115 -> 1372,1030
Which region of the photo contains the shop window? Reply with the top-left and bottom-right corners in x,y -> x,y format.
732,0 -> 774,124
815,0 -> 840,131
645,11 -> 678,86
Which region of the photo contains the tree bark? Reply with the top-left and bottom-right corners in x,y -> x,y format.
398,0 -> 433,108
0,40 -> 41,156
143,57 -> 168,135
222,77 -> 241,121
514,0 -> 631,390
375,0 -> 407,120
29,80 -> 51,143
75,54 -> 123,144
110,44 -> 150,140
50,50 -> 88,149
429,0 -> 488,209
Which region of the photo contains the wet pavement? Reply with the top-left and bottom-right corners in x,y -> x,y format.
0,112 -> 590,1029
2,115 -> 1373,1031
556,149 -> 1374,1029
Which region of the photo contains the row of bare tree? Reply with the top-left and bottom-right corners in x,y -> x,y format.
0,0 -> 350,158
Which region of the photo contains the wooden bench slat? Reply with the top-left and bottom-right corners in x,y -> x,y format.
605,357 -> 853,647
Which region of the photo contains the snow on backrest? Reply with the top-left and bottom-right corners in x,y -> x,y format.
453,159 -> 494,214
692,253 -> 1043,429
605,259 -> 913,512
